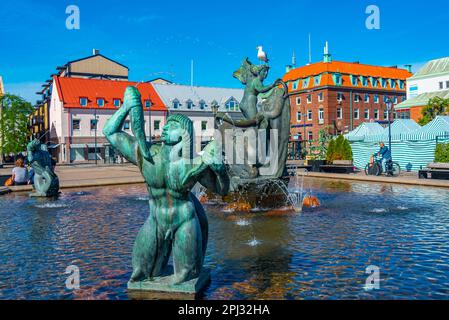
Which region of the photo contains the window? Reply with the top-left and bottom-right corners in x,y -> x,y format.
80,98 -> 88,107
144,100 -> 152,108
124,120 -> 130,130
337,93 -> 343,102
296,97 -> 301,105
370,77 -> 378,87
393,96 -> 398,104
173,99 -> 180,109
318,92 -> 324,102
90,119 -> 98,130
333,73 -> 342,86
292,80 -> 299,90
389,79 -> 396,89
314,75 -> 322,86
302,77 -> 310,88
307,110 -> 312,121
199,101 -> 206,109
308,132 -> 313,141
354,94 -> 360,103
307,94 -> 312,103
360,76 -> 368,87
201,121 -> 207,131
364,109 -> 369,120
354,108 -> 359,119
337,108 -> 342,119
318,108 -> 324,123
398,80 -> 405,90
374,109 -> 379,120
380,78 -> 387,88
384,95 -> 389,103
113,99 -> 121,107
384,110 -> 389,120
97,98 -> 104,107
226,99 -> 238,111
350,75 -> 358,86
439,82 -> 444,90
187,100 -> 194,109
364,94 -> 370,103
374,95 -> 379,104
296,111 -> 302,122
446,81 -> 449,89
72,119 -> 80,130
154,120 -> 160,131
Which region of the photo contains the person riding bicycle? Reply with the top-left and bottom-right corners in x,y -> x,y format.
377,142 -> 392,173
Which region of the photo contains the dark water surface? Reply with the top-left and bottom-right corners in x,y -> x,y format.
1,179 -> 449,300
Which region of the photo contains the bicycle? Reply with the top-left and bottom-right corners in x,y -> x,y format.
365,155 -> 401,177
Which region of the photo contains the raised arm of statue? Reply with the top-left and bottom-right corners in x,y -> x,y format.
103,87 -> 141,165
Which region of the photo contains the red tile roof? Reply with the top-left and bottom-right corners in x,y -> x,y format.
54,76 -> 167,111
283,61 -> 413,92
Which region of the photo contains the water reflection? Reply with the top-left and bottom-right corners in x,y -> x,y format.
1,179 -> 449,299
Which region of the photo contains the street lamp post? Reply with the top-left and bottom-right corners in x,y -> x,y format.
386,98 -> 393,157
94,108 -> 98,165
211,101 -> 219,129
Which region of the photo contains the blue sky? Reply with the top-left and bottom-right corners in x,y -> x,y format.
1,0 -> 448,103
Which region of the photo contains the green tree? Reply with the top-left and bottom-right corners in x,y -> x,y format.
0,93 -> 34,161
326,135 -> 353,162
310,127 -> 333,160
435,142 -> 449,163
418,97 -> 449,125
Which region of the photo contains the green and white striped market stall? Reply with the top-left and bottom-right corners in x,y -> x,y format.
345,117 -> 449,171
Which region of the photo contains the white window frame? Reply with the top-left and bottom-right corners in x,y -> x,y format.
80,98 -> 88,107
374,95 -> 379,104
113,99 -> 121,107
337,107 -> 343,119
307,94 -> 312,104
354,108 -> 359,119
307,110 -> 312,121
72,119 -> 81,131
364,94 -> 370,103
318,108 -> 324,123
364,108 -> 370,120
337,93 -> 343,102
374,109 -> 379,120
318,92 -> 324,102
354,94 -> 360,103
296,97 -> 301,105
97,98 -> 105,107
296,111 -> 302,122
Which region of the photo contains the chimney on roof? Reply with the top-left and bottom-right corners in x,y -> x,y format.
323,41 -> 332,63
404,64 -> 413,73
93,49 -> 100,56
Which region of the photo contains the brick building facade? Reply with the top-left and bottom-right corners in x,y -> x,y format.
283,48 -> 412,144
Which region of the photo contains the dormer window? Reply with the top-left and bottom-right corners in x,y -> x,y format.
398,80 -> 405,90
97,98 -> 105,107
199,100 -> 206,110
302,77 -> 310,88
333,73 -> 342,86
113,99 -> 121,107
292,80 -> 299,90
80,97 -> 88,107
350,75 -> 358,86
360,76 -> 368,87
380,78 -> 387,88
144,100 -> 152,108
186,100 -> 194,109
389,79 -> 397,89
226,98 -> 238,111
314,75 -> 322,86
370,77 -> 378,87
173,99 -> 180,109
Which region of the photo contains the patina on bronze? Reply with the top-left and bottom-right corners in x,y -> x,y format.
103,87 -> 229,296
27,139 -> 59,197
